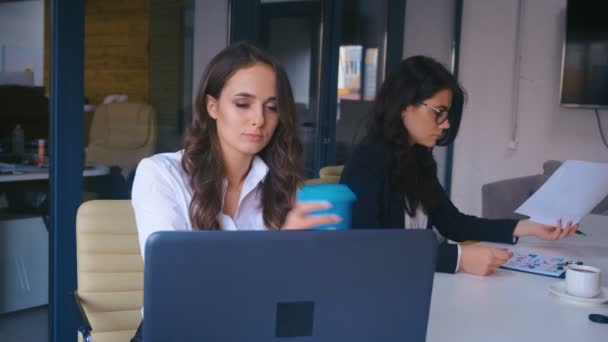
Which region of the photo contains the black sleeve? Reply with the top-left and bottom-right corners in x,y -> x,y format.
341,141 -> 504,274
340,143 -> 386,229
436,243 -> 459,273
429,178 -> 518,244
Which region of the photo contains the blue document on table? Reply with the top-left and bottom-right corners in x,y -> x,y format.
500,252 -> 580,278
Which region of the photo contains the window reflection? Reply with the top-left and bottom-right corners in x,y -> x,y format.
0,1 -> 49,340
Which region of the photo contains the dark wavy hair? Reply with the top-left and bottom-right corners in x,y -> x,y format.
368,55 -> 465,216
181,42 -> 303,230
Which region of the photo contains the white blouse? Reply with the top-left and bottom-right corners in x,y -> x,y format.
131,151 -> 269,259
404,205 -> 429,230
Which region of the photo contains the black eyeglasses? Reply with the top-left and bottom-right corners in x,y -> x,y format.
419,103 -> 449,125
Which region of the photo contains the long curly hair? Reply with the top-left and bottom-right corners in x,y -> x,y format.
368,55 -> 465,216
181,42 -> 303,230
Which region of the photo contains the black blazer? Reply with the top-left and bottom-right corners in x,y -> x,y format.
340,137 -> 518,273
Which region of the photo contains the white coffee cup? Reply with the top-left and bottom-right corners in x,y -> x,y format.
565,265 -> 602,298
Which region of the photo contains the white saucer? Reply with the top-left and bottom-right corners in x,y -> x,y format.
549,282 -> 608,305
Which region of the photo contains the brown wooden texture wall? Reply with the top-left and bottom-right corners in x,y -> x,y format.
44,0 -> 149,105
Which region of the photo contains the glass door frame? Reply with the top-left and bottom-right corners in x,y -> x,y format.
443,0 -> 463,196
314,0 -> 341,172
49,0 -> 85,341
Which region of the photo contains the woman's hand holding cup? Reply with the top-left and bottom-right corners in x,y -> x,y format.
285,184 -> 356,230
282,202 -> 342,230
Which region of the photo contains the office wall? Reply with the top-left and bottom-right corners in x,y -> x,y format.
402,0 -> 454,66
0,0 -> 44,85
402,0 -> 456,186
452,0 -> 608,216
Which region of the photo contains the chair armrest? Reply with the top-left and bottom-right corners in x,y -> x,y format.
74,291 -> 93,342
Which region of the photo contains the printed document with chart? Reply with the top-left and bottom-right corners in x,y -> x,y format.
515,160 -> 608,226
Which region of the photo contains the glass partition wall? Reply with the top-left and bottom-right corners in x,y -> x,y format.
0,1 -> 49,341
0,0 -> 462,339
230,0 -> 405,176
334,0 -> 389,164
259,0 -> 322,177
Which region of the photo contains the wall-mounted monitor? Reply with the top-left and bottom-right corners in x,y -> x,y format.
560,1 -> 608,108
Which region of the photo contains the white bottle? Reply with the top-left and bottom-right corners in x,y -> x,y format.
12,124 -> 25,157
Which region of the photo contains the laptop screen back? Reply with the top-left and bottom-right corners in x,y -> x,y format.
144,229 -> 437,342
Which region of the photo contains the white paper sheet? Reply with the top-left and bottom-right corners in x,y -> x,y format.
515,160 -> 608,226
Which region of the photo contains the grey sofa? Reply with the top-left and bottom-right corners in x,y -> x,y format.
482,160 -> 608,219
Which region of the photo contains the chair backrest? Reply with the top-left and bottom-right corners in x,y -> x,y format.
319,165 -> 344,179
88,102 -> 156,149
86,102 -> 157,176
76,200 -> 143,342
304,165 -> 345,185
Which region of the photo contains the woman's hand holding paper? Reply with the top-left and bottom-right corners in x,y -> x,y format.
513,219 -> 579,241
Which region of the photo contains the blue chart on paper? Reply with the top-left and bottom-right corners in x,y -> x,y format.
501,252 -> 580,278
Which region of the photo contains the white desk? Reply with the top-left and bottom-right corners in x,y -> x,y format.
0,164 -> 109,182
428,215 -> 608,342
0,216 -> 48,314
0,164 -> 110,314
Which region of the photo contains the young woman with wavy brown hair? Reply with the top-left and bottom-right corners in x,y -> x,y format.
130,42 -> 339,342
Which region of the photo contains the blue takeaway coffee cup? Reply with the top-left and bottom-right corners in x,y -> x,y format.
296,184 -> 357,230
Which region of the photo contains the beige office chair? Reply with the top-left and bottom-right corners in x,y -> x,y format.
86,102 -> 157,178
75,200 -> 143,342
304,165 -> 344,185
319,165 -> 344,182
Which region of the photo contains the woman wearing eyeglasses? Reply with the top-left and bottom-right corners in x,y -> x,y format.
340,55 -> 578,276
